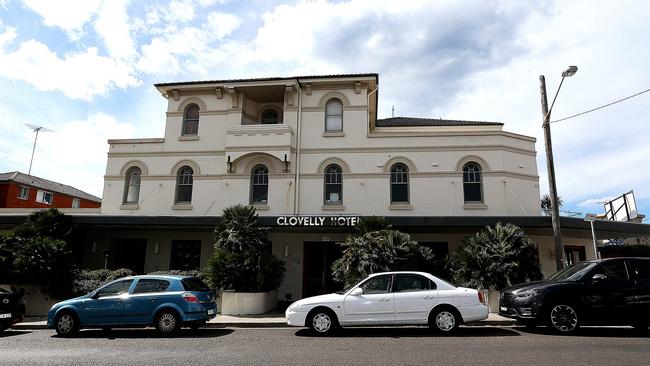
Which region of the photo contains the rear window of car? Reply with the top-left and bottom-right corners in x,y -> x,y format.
133,279 -> 171,294
181,277 -> 211,292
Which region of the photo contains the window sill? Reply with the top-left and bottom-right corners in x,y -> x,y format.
463,203 -> 488,210
322,131 -> 345,137
17,197 -> 28,200
251,204 -> 269,210
389,203 -> 413,210
120,204 -> 139,210
172,204 -> 193,210
178,135 -> 199,141
322,204 -> 345,211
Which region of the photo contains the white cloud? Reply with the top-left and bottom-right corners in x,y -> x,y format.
578,197 -> 616,208
22,0 -> 101,38
0,38 -> 140,100
94,0 -> 136,60
137,38 -> 181,75
0,26 -> 16,46
205,12 -> 241,40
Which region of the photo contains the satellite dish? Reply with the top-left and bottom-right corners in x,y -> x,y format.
24,123 -> 55,175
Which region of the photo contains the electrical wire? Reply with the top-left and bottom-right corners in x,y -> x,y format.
550,87 -> 650,123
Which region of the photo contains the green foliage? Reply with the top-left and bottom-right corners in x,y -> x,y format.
450,222 -> 542,291
332,230 -> 436,288
73,268 -> 135,295
207,205 -> 285,293
12,236 -> 77,298
540,194 -> 563,210
148,270 -> 205,279
354,216 -> 392,235
1,209 -> 77,298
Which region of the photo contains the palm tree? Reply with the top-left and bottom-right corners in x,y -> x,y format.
541,194 -> 564,212
354,216 -> 392,235
450,222 -> 542,291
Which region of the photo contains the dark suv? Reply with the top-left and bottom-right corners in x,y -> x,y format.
499,257 -> 650,333
0,287 -> 26,333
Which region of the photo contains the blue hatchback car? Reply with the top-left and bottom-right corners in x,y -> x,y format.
47,275 -> 217,336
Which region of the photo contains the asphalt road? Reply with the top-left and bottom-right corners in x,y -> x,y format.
1,326 -> 649,366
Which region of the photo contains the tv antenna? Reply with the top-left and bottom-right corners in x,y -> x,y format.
25,123 -> 55,175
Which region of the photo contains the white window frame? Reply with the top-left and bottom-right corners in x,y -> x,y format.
17,186 -> 29,200
72,198 -> 81,208
36,190 -> 54,205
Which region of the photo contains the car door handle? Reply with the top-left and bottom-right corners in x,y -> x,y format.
148,297 -> 157,302
423,295 -> 432,299
378,298 -> 391,302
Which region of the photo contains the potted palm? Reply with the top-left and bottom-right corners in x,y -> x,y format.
207,205 -> 285,315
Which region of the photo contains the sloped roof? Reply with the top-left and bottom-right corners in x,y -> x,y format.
154,73 -> 379,87
0,172 -> 101,203
376,117 -> 503,127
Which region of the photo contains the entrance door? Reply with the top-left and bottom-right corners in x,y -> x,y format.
111,238 -> 147,274
302,242 -> 343,298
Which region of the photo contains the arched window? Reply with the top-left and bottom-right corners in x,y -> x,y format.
261,109 -> 279,124
175,166 -> 194,203
122,166 -> 141,204
463,162 -> 482,202
390,163 -> 409,203
250,165 -> 269,204
325,98 -> 343,132
324,164 -> 343,205
182,104 -> 200,135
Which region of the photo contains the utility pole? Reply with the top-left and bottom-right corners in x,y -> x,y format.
540,75 -> 565,271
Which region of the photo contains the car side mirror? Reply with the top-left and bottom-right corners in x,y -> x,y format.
592,273 -> 607,282
350,287 -> 363,296
90,292 -> 100,300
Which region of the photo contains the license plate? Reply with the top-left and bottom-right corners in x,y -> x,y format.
0,313 -> 11,319
500,307 -> 507,312
207,309 -> 215,315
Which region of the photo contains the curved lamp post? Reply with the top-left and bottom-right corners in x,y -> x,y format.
539,65 -> 578,271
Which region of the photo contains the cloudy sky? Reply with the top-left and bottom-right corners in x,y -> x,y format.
0,0 -> 648,220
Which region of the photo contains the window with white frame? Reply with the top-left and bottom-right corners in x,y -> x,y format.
72,198 -> 80,208
17,186 -> 29,200
175,166 -> 194,204
123,166 -> 141,204
390,163 -> 409,203
323,164 -> 343,205
325,98 -> 343,132
462,162 -> 483,202
36,190 -> 53,205
182,104 -> 200,135
250,165 -> 269,204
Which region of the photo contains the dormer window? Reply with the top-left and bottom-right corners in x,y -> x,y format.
182,104 -> 199,135
261,109 -> 279,124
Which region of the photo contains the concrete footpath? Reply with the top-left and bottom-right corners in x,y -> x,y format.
12,313 -> 515,330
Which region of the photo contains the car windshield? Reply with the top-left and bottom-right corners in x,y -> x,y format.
548,261 -> 597,281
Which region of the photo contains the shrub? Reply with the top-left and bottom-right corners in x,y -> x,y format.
331,230 -> 437,288
12,236 -> 77,298
207,205 -> 286,293
354,216 -> 392,235
72,268 -> 135,295
450,222 -> 542,291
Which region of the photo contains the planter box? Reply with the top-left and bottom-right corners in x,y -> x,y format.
220,290 -> 277,315
0,284 -> 60,316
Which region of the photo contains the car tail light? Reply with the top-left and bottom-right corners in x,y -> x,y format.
182,293 -> 199,303
478,290 -> 486,305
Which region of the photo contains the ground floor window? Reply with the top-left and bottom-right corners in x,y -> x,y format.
170,240 -> 202,270
564,245 -> 586,266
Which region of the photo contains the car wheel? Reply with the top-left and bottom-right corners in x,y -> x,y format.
430,308 -> 460,334
308,309 -> 338,336
547,304 -> 579,333
155,310 -> 180,336
55,312 -> 79,337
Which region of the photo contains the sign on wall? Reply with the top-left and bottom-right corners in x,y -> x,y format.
276,216 -> 359,227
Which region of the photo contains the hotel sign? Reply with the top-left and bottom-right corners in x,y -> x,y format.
276,216 -> 359,227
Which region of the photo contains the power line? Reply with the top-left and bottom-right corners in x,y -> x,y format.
550,87 -> 650,123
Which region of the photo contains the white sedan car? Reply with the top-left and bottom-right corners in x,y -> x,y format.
286,271 -> 488,335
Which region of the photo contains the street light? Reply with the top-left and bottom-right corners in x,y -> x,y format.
539,65 -> 578,271
584,213 -> 599,259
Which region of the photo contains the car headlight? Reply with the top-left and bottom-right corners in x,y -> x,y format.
287,303 -> 308,312
516,289 -> 539,298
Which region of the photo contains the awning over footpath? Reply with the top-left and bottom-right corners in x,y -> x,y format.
1,214 -> 649,239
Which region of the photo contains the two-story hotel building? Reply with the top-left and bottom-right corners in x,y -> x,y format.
83,73 -> 607,301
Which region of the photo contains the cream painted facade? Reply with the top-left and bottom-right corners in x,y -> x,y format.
90,74 -> 598,304
101,74 -> 541,217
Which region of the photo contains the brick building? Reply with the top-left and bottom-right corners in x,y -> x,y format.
0,172 -> 101,209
